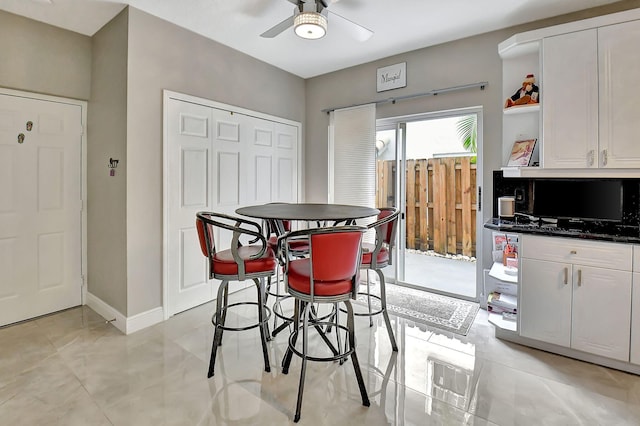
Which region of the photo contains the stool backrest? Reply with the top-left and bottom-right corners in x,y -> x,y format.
196,212 -> 216,259
309,229 -> 363,282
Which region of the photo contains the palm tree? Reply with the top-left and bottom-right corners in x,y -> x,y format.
456,115 -> 477,154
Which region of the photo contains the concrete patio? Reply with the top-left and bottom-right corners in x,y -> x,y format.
382,250 -> 477,299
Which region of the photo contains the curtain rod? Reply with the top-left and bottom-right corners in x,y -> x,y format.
322,81 -> 488,114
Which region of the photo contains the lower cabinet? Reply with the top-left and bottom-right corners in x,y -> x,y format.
520,235 -> 632,362
520,258 -> 572,347
631,249 -> 640,365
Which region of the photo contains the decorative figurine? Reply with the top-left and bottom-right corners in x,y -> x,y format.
504,73 -> 539,109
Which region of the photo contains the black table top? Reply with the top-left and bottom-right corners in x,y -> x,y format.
236,203 -> 380,222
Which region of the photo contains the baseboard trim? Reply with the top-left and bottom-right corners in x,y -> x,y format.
85,292 -> 164,334
86,292 -> 127,334
127,306 -> 164,334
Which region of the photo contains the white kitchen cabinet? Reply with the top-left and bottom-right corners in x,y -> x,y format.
631,247 -> 640,365
570,265 -> 631,360
541,29 -> 598,169
519,235 -> 632,361
541,20 -> 640,169
598,19 -> 640,168
519,258 -> 571,346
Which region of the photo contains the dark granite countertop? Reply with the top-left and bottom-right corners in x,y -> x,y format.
484,218 -> 640,244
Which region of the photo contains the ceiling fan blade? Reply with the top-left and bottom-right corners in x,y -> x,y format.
328,10 -> 373,41
260,15 -> 295,38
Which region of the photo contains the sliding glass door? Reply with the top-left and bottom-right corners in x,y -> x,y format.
377,108 -> 481,301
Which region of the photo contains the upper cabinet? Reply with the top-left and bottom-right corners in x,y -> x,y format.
598,20 -> 640,168
543,20 -> 640,169
542,29 -> 598,168
499,9 -> 640,176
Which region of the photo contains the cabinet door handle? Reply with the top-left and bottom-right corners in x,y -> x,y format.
588,150 -> 595,166
577,269 -> 582,287
601,149 -> 608,166
564,267 -> 568,285
570,250 -> 577,255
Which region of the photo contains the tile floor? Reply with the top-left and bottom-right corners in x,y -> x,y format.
1,288 -> 640,425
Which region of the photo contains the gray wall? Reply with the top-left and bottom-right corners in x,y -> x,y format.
123,8 -> 306,316
88,9 -> 129,315
0,10 -> 91,100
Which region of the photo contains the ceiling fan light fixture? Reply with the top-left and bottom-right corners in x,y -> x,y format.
294,12 -> 327,40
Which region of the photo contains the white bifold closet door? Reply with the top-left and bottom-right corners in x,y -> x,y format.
166,96 -> 299,316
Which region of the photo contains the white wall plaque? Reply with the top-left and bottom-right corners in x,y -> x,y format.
377,62 -> 406,92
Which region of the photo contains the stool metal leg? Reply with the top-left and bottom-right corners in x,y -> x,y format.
294,302 -> 311,423
218,284 -> 229,345
345,300 -> 370,407
335,303 -> 345,366
255,278 -> 271,373
282,300 -> 301,373
376,269 -> 398,352
208,280 -> 229,378
366,272 -> 373,327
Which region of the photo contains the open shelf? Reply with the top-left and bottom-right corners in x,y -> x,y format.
489,262 -> 518,283
488,312 -> 517,332
503,104 -> 540,115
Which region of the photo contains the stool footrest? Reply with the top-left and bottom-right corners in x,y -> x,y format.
342,292 -> 384,317
212,301 -> 271,332
287,321 -> 355,363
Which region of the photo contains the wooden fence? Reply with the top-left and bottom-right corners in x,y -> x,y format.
376,157 -> 477,257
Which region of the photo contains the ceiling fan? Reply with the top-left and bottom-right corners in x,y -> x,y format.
260,0 -> 373,41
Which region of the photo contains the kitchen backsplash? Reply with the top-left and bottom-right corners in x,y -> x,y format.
492,171 -> 640,226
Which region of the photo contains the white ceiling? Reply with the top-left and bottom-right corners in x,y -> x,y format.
1,0 -> 625,78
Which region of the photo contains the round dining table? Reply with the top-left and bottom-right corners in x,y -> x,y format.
236,202 -> 379,337
236,203 -> 380,225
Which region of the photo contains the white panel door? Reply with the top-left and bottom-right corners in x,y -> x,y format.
167,100 -> 216,315
243,115 -> 275,206
274,122 -> 298,203
212,108 -> 243,218
0,94 -> 82,326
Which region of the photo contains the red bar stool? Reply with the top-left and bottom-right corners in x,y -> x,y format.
280,226 -> 370,423
196,211 -> 276,378
358,207 -> 400,352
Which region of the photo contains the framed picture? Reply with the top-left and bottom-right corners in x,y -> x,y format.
507,138 -> 537,166
377,62 -> 407,92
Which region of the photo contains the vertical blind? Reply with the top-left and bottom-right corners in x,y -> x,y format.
328,103 -> 376,208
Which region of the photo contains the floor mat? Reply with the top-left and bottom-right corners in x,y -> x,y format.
355,283 -> 479,336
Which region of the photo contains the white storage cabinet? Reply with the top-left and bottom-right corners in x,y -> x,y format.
519,234 -> 632,361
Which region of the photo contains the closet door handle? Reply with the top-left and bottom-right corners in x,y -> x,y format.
577,269 -> 582,287
563,267 -> 568,285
